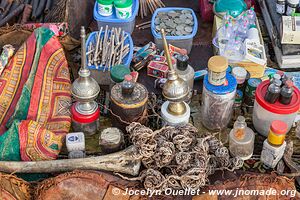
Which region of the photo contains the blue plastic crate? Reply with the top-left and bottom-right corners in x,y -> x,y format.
94,0 -> 139,34
86,31 -> 133,71
151,7 -> 198,54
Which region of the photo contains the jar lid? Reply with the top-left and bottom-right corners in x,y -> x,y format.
270,120 -> 288,135
110,65 -> 131,83
114,0 -> 133,8
71,104 -> 100,123
208,56 -> 228,72
97,0 -> 114,5
204,73 -> 237,95
232,67 -> 247,80
288,0 -> 299,5
255,80 -> 300,114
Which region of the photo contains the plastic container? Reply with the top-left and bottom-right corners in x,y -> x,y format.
151,7 -> 198,54
97,0 -> 114,17
208,56 -> 228,86
86,31 -> 133,85
253,80 -> 300,136
71,103 -> 100,136
267,120 -> 288,146
94,0 -> 139,34
114,0 -> 133,19
232,67 -> 247,85
201,73 -> 237,131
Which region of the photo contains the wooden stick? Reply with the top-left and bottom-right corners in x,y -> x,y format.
0,3 -> 24,27
0,146 -> 141,176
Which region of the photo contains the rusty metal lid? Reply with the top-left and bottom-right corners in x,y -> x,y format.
110,83 -> 148,109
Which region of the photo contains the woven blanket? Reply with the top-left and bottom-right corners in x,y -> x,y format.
0,27 -> 71,161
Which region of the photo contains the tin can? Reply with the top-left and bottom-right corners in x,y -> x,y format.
244,78 -> 262,106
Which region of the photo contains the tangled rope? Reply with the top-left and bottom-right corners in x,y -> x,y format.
126,123 -> 244,191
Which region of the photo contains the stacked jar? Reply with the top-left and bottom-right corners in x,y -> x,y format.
201,56 -> 237,131
97,0 -> 133,19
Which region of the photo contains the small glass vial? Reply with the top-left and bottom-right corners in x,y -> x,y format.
121,74 -> 135,97
229,116 -> 255,160
175,54 -> 195,103
279,80 -> 294,105
286,0 -> 299,16
264,79 -> 282,104
276,0 -> 286,14
260,120 -> 288,168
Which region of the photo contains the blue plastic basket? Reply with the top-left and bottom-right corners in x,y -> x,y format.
151,7 -> 198,53
94,0 -> 139,34
86,30 -> 134,71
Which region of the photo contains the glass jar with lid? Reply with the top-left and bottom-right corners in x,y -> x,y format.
207,56 -> 228,86
71,103 -> 100,136
201,73 -> 237,130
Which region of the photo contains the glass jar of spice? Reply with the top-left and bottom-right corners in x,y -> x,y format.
208,56 -> 228,86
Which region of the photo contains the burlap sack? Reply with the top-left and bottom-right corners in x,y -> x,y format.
0,173 -> 31,200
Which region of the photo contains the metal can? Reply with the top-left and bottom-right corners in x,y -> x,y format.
244,78 -> 262,106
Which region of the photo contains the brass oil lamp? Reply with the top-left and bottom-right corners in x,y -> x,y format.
160,29 -> 191,126
71,26 -> 100,115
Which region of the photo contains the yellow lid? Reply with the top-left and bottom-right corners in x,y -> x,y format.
208,56 -> 228,72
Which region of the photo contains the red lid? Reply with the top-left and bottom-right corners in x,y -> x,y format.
255,80 -> 300,114
124,74 -> 132,82
71,103 -> 100,123
270,120 -> 288,135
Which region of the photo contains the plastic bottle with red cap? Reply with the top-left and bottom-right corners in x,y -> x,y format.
260,120 -> 288,169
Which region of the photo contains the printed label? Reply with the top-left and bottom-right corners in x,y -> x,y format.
276,4 -> 285,14
286,6 -> 296,16
98,3 -> 113,16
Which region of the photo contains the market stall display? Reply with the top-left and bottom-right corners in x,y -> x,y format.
0,0 -> 299,199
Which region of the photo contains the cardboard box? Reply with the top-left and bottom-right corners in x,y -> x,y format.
281,16 -> 300,44
212,16 -> 266,78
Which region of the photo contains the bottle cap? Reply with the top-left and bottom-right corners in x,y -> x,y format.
97,0 -> 114,5
208,56 -> 228,72
273,79 -> 282,87
110,65 -> 131,83
66,132 -> 85,152
176,54 -> 189,71
114,0 -> 133,8
270,120 -> 288,135
124,74 -> 133,82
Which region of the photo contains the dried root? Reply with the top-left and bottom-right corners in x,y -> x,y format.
125,123 -> 244,191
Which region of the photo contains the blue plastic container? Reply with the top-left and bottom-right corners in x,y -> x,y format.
94,0 -> 139,34
151,7 -> 198,54
86,31 -> 134,85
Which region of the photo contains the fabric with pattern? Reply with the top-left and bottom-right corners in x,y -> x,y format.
0,27 -> 71,161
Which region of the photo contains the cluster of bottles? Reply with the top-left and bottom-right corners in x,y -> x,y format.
220,8 -> 259,61
264,73 -> 295,105
276,0 -> 299,16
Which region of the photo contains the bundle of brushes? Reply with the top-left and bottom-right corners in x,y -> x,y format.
139,0 -> 165,19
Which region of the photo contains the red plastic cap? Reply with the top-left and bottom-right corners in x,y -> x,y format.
255,80 -> 300,114
270,120 -> 288,135
124,74 -> 132,82
71,103 -> 100,124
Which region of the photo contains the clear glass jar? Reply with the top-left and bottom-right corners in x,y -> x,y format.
71,104 -> 100,136
276,0 -> 286,14
201,74 -> 237,130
